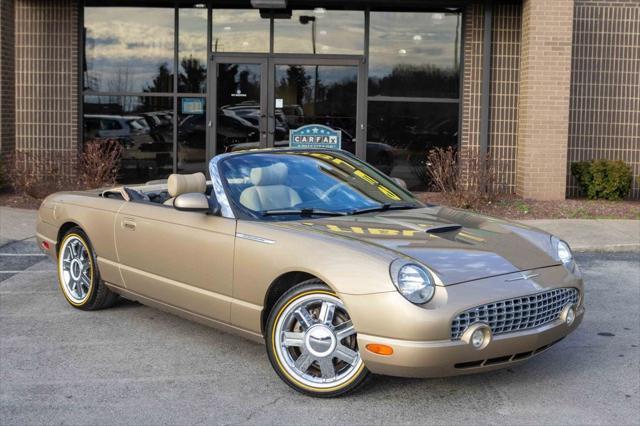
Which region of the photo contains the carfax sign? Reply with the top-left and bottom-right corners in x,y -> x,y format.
289,124 -> 341,150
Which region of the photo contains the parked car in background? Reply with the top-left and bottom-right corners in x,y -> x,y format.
83,114 -> 172,182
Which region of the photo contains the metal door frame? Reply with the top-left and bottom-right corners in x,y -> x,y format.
208,54 -> 269,161
209,53 -> 366,159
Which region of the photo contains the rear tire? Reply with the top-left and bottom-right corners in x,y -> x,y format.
266,279 -> 370,397
57,227 -> 118,310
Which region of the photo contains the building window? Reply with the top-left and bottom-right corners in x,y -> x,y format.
83,3 -> 207,184
211,10 -> 269,53
367,11 -> 462,190
274,10 -> 364,54
367,101 -> 459,187
179,8 -> 208,93
83,95 -> 174,183
84,7 -> 175,93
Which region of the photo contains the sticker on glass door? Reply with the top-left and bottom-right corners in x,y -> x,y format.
289,124 -> 341,150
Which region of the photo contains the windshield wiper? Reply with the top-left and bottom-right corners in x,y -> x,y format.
350,203 -> 418,216
261,208 -> 348,217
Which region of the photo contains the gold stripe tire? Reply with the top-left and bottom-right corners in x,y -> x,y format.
57,227 -> 118,311
265,279 -> 370,397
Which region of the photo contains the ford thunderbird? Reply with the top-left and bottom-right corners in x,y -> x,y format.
36,149 -> 584,397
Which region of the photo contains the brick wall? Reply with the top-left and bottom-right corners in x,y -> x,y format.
14,0 -> 79,178
461,2 -> 521,194
516,0 -> 575,200
489,3 -> 522,193
460,3 -> 484,162
568,0 -> 640,199
0,0 -> 15,166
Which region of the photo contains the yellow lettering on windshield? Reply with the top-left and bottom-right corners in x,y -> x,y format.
330,157 -> 356,170
354,169 -> 377,185
310,153 -> 334,161
377,185 -> 401,201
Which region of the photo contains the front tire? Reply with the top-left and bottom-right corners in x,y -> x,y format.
57,227 -> 118,310
266,280 -> 369,397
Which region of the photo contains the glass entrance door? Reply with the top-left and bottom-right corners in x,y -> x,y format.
211,57 -> 267,155
272,63 -> 359,154
211,55 -> 364,157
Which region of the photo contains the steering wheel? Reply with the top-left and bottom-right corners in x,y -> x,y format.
320,182 -> 350,202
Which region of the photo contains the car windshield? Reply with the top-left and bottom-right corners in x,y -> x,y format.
219,150 -> 421,220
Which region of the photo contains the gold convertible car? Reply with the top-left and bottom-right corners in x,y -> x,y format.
36,149 -> 584,397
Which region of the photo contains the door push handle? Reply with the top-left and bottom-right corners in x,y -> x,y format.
122,219 -> 136,230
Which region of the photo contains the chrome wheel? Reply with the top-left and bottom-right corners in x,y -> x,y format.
59,235 -> 93,304
274,293 -> 363,389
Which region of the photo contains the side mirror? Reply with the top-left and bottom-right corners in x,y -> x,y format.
392,177 -> 408,190
173,193 -> 211,213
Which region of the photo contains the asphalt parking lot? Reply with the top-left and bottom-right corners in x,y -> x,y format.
1,241 -> 638,425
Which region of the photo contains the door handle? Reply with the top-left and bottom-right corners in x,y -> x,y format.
122,218 -> 136,230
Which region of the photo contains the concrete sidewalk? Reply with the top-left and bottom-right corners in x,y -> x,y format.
1,206 -> 638,252
521,219 -> 640,253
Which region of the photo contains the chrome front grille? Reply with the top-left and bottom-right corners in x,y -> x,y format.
450,288 -> 579,340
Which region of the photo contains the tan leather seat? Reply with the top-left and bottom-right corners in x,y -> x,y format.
239,163 -> 301,211
163,172 -> 207,206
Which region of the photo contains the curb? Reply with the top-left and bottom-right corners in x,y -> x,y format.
572,244 -> 640,253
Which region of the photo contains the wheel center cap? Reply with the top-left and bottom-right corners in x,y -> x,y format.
70,259 -> 82,280
305,325 -> 336,358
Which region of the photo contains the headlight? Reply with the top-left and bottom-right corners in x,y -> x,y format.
389,259 -> 435,304
551,236 -> 580,276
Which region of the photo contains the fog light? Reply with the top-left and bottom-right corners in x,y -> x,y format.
566,307 -> 575,326
461,323 -> 492,350
560,303 -> 576,326
471,329 -> 485,348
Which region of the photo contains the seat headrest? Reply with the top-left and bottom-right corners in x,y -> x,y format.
250,163 -> 288,186
167,172 -> 206,197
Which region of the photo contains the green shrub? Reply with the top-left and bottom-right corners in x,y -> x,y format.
571,159 -> 633,200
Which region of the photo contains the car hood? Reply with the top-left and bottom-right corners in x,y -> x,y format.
283,205 -> 560,286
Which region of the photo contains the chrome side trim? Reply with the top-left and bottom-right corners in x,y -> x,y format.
236,233 -> 275,245
209,155 -> 234,219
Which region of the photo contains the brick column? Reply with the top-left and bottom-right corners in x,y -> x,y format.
516,0 -> 574,200
14,0 -> 79,178
0,0 -> 15,164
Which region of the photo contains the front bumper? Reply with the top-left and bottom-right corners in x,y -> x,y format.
357,307 -> 583,378
339,264 -> 584,378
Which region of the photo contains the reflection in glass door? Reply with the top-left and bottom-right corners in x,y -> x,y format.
273,64 -> 358,154
214,61 -> 266,155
